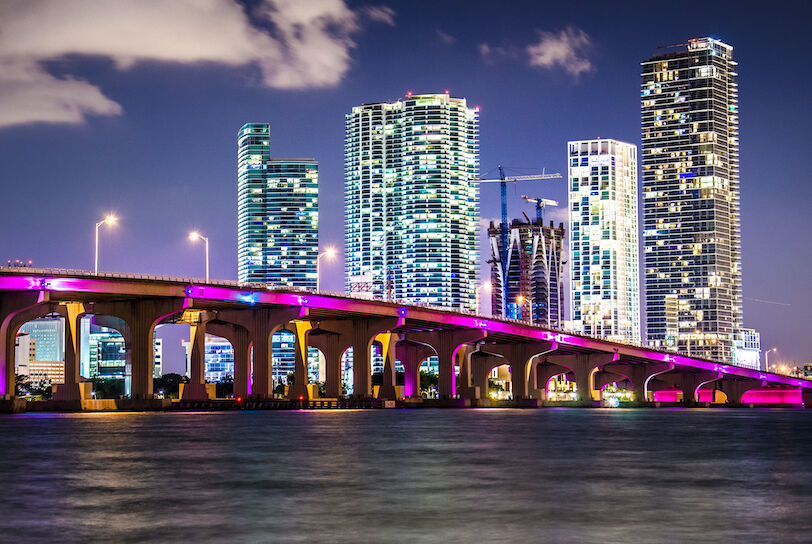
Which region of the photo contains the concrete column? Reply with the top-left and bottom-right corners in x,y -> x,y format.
288,320 -> 312,400
470,352 -> 504,400
207,321 -> 250,399
307,318 -> 397,399
309,330 -> 349,398
216,307 -> 303,398
406,330 -> 486,398
547,353 -> 615,405
456,344 -> 475,398
396,341 -> 434,398
803,388 -> 812,408
533,363 -> 571,400
375,332 -> 400,400
719,377 -> 764,406
479,341 -> 554,399
52,303 -> 85,401
657,369 -> 722,405
601,362 -> 673,403
182,320 -> 209,400
0,292 -> 48,398
87,298 -> 187,399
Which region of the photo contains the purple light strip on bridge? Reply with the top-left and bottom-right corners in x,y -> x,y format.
2,273 -> 810,392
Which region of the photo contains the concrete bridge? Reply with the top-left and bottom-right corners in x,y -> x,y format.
1,267 -> 810,408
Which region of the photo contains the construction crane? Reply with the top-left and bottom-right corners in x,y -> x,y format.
479,165 -> 562,315
522,195 -> 559,223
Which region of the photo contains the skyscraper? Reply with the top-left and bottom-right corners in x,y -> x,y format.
237,123 -> 319,287
344,93 -> 480,310
568,139 -> 641,342
488,218 -> 565,327
19,317 -> 63,362
641,38 -> 741,362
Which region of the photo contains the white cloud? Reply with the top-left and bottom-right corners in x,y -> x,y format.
526,27 -> 593,77
0,0 -> 390,128
437,30 -> 456,44
363,6 -> 396,26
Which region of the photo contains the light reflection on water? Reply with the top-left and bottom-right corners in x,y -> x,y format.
1,409 -> 811,543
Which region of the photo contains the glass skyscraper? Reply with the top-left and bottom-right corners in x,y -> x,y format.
568,139 -> 641,342
641,38 -> 741,362
237,123 -> 319,287
344,93 -> 480,310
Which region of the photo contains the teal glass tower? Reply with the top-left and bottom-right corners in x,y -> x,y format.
237,123 -> 319,287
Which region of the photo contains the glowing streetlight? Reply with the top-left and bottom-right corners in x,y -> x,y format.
765,347 -> 777,373
475,281 -> 492,315
94,214 -> 117,275
316,246 -> 337,291
189,231 -> 209,282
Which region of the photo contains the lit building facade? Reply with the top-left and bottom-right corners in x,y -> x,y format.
568,139 -> 641,342
732,328 -> 761,370
19,317 -> 63,362
345,93 -> 480,310
641,38 -> 742,362
488,218 -> 565,326
237,123 -> 319,287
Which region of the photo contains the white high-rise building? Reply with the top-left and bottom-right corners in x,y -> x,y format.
641,38 -> 742,362
568,139 -> 641,342
344,93 -> 480,310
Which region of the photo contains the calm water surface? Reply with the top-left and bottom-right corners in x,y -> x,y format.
1,409 -> 810,543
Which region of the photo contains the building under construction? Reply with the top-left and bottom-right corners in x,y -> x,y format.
488,218 -> 565,327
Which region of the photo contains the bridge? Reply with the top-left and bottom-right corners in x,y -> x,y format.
1,267 -> 810,409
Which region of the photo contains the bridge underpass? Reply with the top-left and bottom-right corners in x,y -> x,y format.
1,267 -> 811,410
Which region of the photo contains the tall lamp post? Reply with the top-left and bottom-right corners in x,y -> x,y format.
765,347 -> 777,372
316,247 -> 337,291
189,231 -> 209,282
94,214 -> 117,275
475,281 -> 492,315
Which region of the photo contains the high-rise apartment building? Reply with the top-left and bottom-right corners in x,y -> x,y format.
345,93 -> 480,310
488,218 -> 565,327
641,38 -> 741,362
568,139 -> 641,342
237,123 -> 319,287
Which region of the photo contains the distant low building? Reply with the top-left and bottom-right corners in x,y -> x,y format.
732,328 -> 761,370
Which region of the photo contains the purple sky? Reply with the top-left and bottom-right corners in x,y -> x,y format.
0,0 -> 810,372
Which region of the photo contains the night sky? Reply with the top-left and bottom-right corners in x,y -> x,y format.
0,0 -> 810,372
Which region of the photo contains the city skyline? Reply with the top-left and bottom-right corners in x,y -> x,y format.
0,1 -> 810,368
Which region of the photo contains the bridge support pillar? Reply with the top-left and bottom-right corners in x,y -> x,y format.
311,318 -> 398,399
0,291 -> 47,398
657,369 -> 722,405
532,362 -> 571,400
309,327 -> 351,398
182,316 -> 210,400
405,329 -> 486,398
396,341 -> 435,398
288,320 -> 312,401
216,307 -> 303,398
376,332 -> 399,400
480,342 -> 553,399
207,321 -> 250,399
803,388 -> 812,408
547,353 -> 615,406
89,298 -> 187,399
52,303 -> 86,401
719,377 -> 765,406
601,362 -> 673,403
471,351 -> 505,400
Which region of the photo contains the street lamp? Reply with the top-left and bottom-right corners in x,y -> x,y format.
316,246 -> 337,291
475,281 -> 492,315
516,294 -> 530,323
189,231 -> 209,282
765,347 -> 777,373
94,214 -> 117,275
